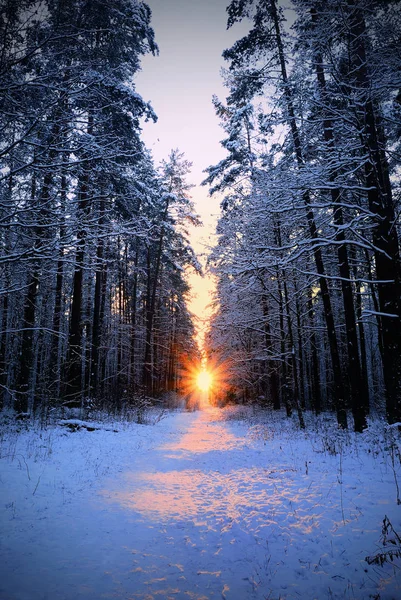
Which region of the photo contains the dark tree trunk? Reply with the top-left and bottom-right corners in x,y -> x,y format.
311,7 -> 368,431
354,276 -> 369,410
142,246 -> 153,393
65,240 -> 85,403
261,292 -> 280,409
0,291 -> 8,410
64,112 -> 93,404
130,242 -> 139,390
364,248 -> 384,362
14,272 -> 39,413
276,267 -> 291,416
50,171 -> 67,398
0,163 -> 13,409
307,287 -> 322,414
293,277 -> 306,410
282,276 -> 305,429
347,0 -> 401,423
142,197 -> 170,392
271,0 -> 347,428
90,202 -> 105,398
15,146 -> 56,413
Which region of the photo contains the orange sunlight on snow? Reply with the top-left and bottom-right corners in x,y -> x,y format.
100,410 -> 319,537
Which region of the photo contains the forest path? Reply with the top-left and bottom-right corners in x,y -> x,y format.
98,406 -> 268,599
2,406 -> 400,600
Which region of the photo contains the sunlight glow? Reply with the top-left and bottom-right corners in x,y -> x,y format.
196,370 -> 212,392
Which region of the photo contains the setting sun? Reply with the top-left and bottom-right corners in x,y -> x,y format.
196,370 -> 212,392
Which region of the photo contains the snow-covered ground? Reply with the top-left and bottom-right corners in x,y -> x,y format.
1,405 -> 401,600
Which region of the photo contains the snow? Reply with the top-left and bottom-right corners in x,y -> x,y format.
1,406 -> 401,599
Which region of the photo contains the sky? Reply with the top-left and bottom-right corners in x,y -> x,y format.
135,0 -> 248,340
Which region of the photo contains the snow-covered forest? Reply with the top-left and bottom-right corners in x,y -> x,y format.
204,0 -> 401,433
2,1 -> 401,599
0,0 -> 201,417
0,0 -> 399,431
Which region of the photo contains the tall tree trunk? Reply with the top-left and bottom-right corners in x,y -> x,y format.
307,286 -> 322,414
311,7 -> 368,431
282,276 -> 305,429
276,267 -> 291,416
166,294 -> 177,392
130,242 -> 140,391
364,248 -> 384,363
50,170 -> 68,399
354,276 -> 369,409
143,246 -> 153,393
347,0 -> 401,423
15,143 -> 56,413
271,0 -> 347,428
64,112 -> 93,404
14,272 -> 39,414
90,198 -> 106,399
142,197 -> 170,392
261,291 -> 280,409
0,153 -> 14,409
293,276 -> 306,410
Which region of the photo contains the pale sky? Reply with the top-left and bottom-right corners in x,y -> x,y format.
136,0 -> 248,338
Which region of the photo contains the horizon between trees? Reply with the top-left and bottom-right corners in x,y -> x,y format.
0,0 -> 400,433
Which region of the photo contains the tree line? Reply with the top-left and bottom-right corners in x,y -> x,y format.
0,0 -> 200,417
204,0 -> 401,431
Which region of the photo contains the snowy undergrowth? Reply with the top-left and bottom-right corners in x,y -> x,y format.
0,406 -> 177,553
1,405 -> 401,599
217,406 -> 401,598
